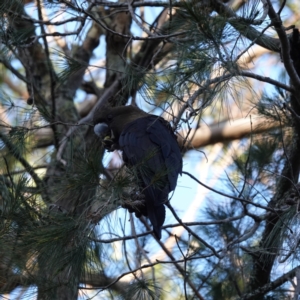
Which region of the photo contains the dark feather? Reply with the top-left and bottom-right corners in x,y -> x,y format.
119,115 -> 182,239
93,106 -> 182,239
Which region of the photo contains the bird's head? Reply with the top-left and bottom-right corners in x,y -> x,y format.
93,105 -> 148,140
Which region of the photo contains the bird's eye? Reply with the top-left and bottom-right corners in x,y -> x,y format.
107,114 -> 113,121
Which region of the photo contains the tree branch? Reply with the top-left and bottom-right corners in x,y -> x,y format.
0,131 -> 48,201
212,0 -> 280,52
241,266 -> 300,299
266,0 -> 300,95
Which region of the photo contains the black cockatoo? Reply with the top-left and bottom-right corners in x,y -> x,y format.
93,105 -> 182,239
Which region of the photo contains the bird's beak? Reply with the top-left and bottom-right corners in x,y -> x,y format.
94,123 -> 110,138
94,123 -> 116,151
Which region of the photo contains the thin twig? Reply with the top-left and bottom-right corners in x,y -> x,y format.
0,131 -> 49,202
140,219 -> 205,300
182,171 -> 279,213
166,202 -> 222,258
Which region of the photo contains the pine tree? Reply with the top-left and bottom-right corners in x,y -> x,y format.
0,0 -> 300,299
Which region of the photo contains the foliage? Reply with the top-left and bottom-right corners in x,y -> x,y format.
0,0 -> 300,299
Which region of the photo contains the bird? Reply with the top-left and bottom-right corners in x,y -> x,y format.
93,105 -> 182,239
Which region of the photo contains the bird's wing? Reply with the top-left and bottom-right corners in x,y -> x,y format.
119,115 -> 182,240
119,115 -> 182,202
146,117 -> 182,191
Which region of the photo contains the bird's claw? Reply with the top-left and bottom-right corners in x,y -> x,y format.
122,199 -> 148,217
102,136 -> 117,152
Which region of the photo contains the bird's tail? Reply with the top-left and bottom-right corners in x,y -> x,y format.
146,202 -> 165,240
